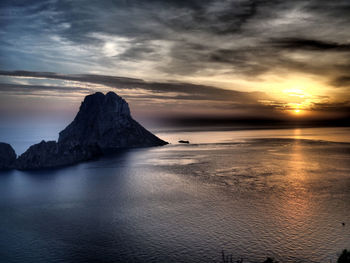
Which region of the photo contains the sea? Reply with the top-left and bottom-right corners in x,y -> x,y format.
0,124 -> 349,263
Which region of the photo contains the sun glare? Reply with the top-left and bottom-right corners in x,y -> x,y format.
253,74 -> 334,117
291,108 -> 303,116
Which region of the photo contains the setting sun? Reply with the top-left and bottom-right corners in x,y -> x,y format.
291,108 -> 304,116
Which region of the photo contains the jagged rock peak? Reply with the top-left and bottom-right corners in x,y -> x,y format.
58,91 -> 167,150
76,91 -> 130,118
58,91 -> 131,145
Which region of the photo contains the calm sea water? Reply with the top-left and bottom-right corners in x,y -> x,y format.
0,126 -> 350,262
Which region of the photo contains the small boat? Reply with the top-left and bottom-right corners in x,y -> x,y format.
178,140 -> 190,144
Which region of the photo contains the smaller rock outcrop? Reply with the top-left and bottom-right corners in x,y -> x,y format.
15,140 -> 102,170
0,142 -> 16,169
16,141 -> 58,170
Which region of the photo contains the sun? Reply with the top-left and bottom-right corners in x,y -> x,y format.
291,108 -> 303,116
286,103 -> 304,115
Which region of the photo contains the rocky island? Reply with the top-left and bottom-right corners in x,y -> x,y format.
1,92 -> 167,170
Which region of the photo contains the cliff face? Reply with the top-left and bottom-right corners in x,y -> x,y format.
14,92 -> 167,170
58,92 -> 166,151
0,142 -> 16,169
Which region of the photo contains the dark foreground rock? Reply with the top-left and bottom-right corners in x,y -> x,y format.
0,142 -> 16,169
58,92 -> 167,151
15,92 -> 167,170
15,140 -> 101,170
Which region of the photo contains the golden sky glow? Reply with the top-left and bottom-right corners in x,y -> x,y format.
0,1 -> 349,124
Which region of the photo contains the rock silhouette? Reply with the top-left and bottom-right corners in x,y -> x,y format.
0,142 -> 16,169
13,92 -> 167,170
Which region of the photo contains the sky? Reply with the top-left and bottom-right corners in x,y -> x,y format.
0,0 -> 349,126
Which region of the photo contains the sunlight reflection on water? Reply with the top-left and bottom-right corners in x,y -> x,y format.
156,127 -> 350,145
0,127 -> 349,262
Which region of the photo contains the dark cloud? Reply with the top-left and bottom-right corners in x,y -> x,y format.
330,76 -> 350,88
268,38 -> 350,52
0,82 -> 90,95
308,101 -> 350,120
0,70 -> 261,103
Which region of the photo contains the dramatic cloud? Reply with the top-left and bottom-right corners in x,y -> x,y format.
1,0 -> 350,80
0,0 -> 349,124
0,70 -> 275,122
0,70 -> 261,101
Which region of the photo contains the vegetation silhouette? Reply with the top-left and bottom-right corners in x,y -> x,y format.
213,251 -> 278,263
338,249 -> 350,263
213,249 -> 350,263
